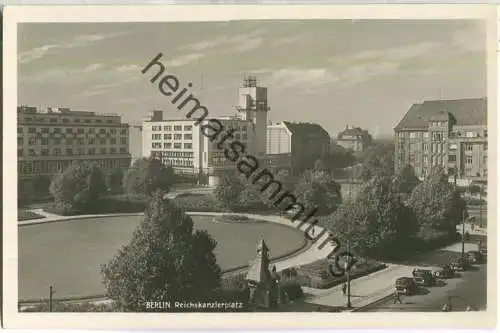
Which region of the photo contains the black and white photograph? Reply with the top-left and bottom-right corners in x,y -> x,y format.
3,4 -> 497,330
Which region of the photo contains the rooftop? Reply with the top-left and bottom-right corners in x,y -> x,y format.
282,121 -> 331,140
395,97 -> 487,131
337,125 -> 370,138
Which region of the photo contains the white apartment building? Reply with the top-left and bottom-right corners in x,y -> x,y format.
142,76 -> 269,186
17,105 -> 131,196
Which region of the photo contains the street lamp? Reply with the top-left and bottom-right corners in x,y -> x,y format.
345,240 -> 352,309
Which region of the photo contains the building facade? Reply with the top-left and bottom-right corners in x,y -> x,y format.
336,125 -> 373,152
266,121 -> 330,175
394,98 -> 487,185
142,77 -> 270,186
17,105 -> 132,196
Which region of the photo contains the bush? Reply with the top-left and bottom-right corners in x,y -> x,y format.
21,301 -> 119,312
213,215 -> 251,223
172,194 -> 226,212
17,210 -> 45,221
295,258 -> 386,289
221,272 -> 247,290
280,280 -> 304,301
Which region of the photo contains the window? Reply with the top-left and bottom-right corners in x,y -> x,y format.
110,129 -> 117,134
164,134 -> 172,140
50,118 -> 58,123
120,148 -> 127,153
66,128 -> 73,134
54,128 -> 61,133
28,137 -> 36,145
77,128 -> 84,134
88,148 -> 95,155
28,149 -> 37,157
174,134 -> 182,140
423,132 -> 429,139
423,143 -> 429,151
17,127 -> 23,134
17,138 -> 23,146
152,134 -> 162,140
18,149 -> 23,157
28,127 -> 36,134
41,128 -> 49,133
448,155 -> 456,162
110,148 -> 116,154
466,156 -> 473,165
99,129 -> 106,134
89,128 -> 95,134
75,119 -> 81,123
174,125 -> 182,131
242,134 -> 247,140
96,119 -> 103,124
77,148 -> 85,156
41,138 -> 49,145
66,138 -> 73,145
85,119 -> 92,124
184,125 -> 193,131
484,130 -> 488,137
88,138 -> 96,145
174,143 -> 182,149
53,148 -> 62,156
53,138 -> 61,145
66,148 -> 73,156
121,138 -> 127,145
164,142 -> 172,149
184,143 -> 192,149
466,132 -> 475,138
465,144 -> 473,151
120,129 -> 127,135
432,132 -> 442,141
77,138 -> 85,145
184,134 -> 192,140
409,132 -> 417,139
110,138 -> 117,144
152,142 -> 162,149
163,126 -> 172,131
423,155 -> 428,165
484,143 -> 488,151
62,118 -> 70,123
100,148 -> 106,154
241,126 -> 247,132
100,139 -> 106,145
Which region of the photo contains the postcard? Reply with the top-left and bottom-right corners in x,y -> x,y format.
2,4 -> 498,330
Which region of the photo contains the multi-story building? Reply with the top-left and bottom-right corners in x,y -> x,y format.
394,97 -> 487,185
142,76 -> 270,186
266,121 -> 330,175
17,105 -> 132,196
336,125 -> 373,152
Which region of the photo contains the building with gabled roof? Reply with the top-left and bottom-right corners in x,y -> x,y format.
336,125 -> 373,152
394,97 -> 487,184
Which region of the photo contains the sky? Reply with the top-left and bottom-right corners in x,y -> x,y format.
18,20 -> 486,141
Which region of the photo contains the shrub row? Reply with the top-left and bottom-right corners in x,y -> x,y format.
17,210 -> 45,221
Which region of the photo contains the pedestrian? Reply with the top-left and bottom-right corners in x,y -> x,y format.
311,227 -> 315,237
393,290 -> 403,304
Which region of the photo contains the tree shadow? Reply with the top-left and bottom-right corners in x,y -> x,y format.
431,280 -> 447,287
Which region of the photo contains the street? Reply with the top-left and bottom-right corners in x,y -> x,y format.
363,241 -> 487,312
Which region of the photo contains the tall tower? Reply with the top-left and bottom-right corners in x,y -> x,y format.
236,76 -> 270,156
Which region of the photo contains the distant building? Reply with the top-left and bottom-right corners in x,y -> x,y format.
17,105 -> 131,197
336,125 -> 373,152
394,97 -> 487,184
266,121 -> 330,175
141,76 -> 269,186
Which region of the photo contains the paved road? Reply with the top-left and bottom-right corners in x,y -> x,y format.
364,245 -> 487,312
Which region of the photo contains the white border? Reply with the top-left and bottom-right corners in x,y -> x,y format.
3,4 -> 498,330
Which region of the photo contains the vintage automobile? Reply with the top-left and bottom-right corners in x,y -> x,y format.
433,265 -> 454,279
412,269 -> 436,286
395,277 -> 419,296
467,250 -> 484,264
450,256 -> 471,272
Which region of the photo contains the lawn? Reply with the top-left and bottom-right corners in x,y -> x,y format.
18,214 -> 305,301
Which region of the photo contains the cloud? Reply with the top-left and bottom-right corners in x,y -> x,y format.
21,63 -> 104,83
350,41 -> 441,62
274,35 -> 303,45
19,31 -> 130,64
166,53 -> 205,68
181,29 -> 265,54
451,25 -> 486,53
270,68 -> 339,92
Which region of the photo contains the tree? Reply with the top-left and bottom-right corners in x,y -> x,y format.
321,175 -> 419,260
105,168 -> 125,194
123,157 -> 174,196
101,191 -> 222,311
295,171 -> 342,216
407,167 -> 467,236
359,141 -> 395,181
214,171 -> 245,210
49,161 -> 107,212
394,164 -> 420,196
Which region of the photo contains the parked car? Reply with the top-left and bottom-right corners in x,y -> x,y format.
412,269 -> 435,286
450,256 -> 471,272
395,277 -> 418,295
433,265 -> 454,279
467,250 -> 484,264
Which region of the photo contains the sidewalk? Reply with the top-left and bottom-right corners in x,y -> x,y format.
303,264 -> 414,310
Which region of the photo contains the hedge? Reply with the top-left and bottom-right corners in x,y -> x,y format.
18,210 -> 45,221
